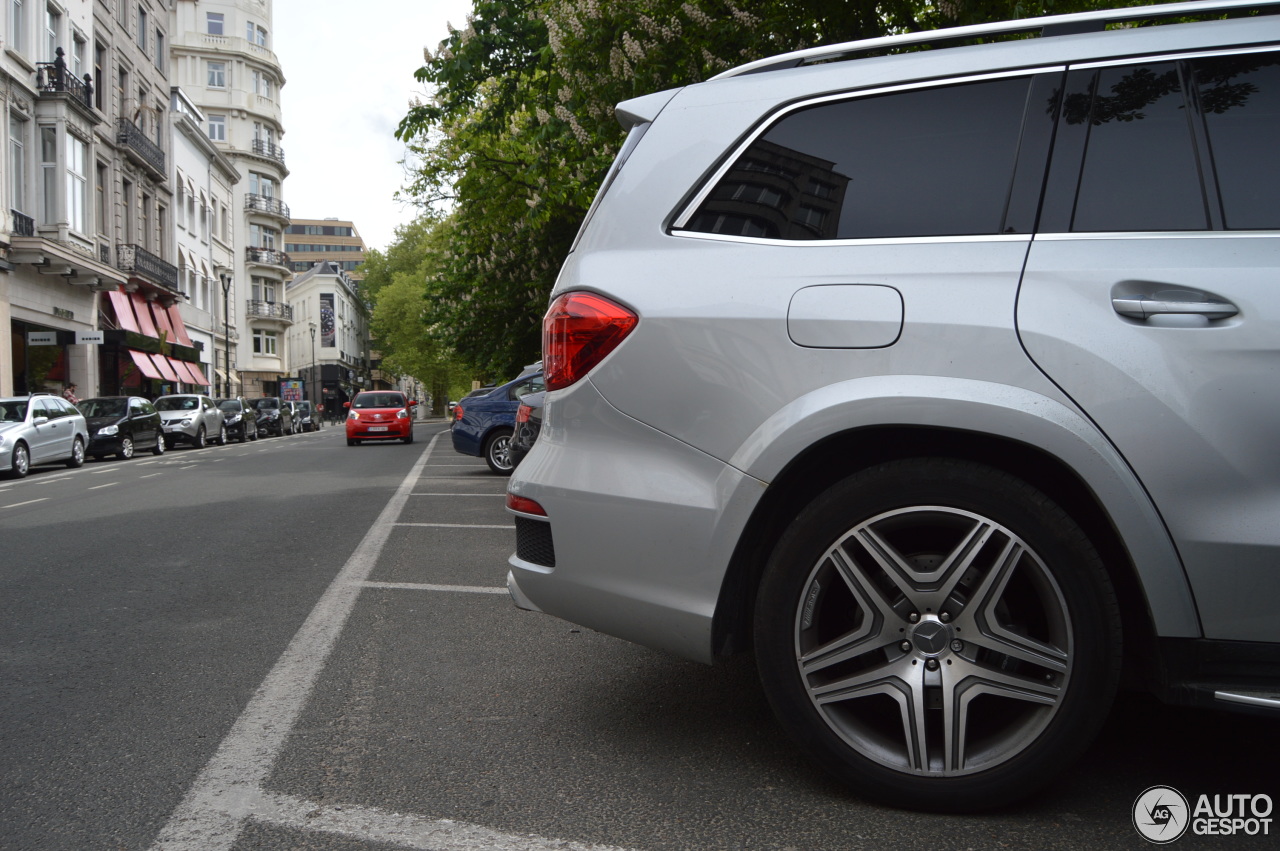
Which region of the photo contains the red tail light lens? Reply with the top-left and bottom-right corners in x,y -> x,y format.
516,403 -> 532,424
453,405 -> 464,422
506,492 -> 546,516
543,292 -> 638,391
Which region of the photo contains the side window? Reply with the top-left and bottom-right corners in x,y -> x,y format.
684,75 -> 1035,240
129,401 -> 144,416
1070,62 -> 1206,232
1194,51 -> 1280,230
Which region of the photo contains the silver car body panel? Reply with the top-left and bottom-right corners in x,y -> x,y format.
509,13 -> 1280,662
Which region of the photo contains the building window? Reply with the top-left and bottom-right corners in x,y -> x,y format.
249,172 -> 275,197
95,161 -> 108,236
206,11 -> 223,35
175,180 -> 185,229
72,32 -> 85,76
246,21 -> 267,46
157,204 -> 167,258
122,178 -> 134,242
40,125 -> 56,225
136,7 -> 147,53
207,114 -> 226,142
154,29 -> 164,71
253,329 -> 278,356
67,134 -> 87,234
207,61 -> 226,89
186,181 -> 195,227
10,0 -> 28,54
44,4 -> 59,62
94,41 -> 106,110
9,115 -> 27,214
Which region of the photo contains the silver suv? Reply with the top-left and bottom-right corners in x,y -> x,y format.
154,394 -> 227,449
507,0 -> 1280,811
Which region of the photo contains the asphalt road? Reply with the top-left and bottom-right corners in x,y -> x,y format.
2,422 -> 1277,850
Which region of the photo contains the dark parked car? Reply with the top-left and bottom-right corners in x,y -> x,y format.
79,396 -> 165,460
508,390 -> 544,469
215,397 -> 259,443
294,400 -> 320,432
254,397 -> 293,437
451,371 -> 544,474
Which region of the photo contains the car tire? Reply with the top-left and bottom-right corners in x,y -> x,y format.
164,436 -> 175,450
403,428 -> 414,444
193,426 -> 206,449
249,426 -> 258,441
753,457 -> 1121,813
117,436 -> 135,460
152,433 -> 165,456
483,429 -> 515,475
216,424 -> 227,446
9,442 -> 30,478
66,437 -> 85,468
347,438 -> 358,446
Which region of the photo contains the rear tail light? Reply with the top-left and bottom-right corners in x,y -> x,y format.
453,406 -> 464,422
516,403 -> 532,424
543,292 -> 638,391
506,492 -> 546,516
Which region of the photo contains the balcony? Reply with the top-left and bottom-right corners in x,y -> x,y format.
116,118 -> 166,177
246,246 -> 291,269
251,139 -> 286,165
10,210 -> 35,238
116,243 -> 179,290
245,194 -> 290,220
35,49 -> 97,121
246,300 -> 293,322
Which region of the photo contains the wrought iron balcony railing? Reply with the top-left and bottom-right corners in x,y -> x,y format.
251,139 -> 286,165
11,209 -> 35,237
245,194 -> 290,219
35,48 -> 93,109
246,246 -> 290,268
116,118 -> 165,175
116,243 -> 178,289
246,300 -> 294,322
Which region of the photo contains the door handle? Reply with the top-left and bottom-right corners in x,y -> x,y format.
1111,293 -> 1238,321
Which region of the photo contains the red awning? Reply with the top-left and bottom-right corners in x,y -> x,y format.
165,304 -> 194,347
152,302 -> 177,342
176,360 -> 210,386
131,293 -> 160,337
128,349 -> 163,379
108,290 -> 141,334
149,353 -> 181,382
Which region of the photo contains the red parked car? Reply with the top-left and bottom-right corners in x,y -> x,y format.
345,391 -> 416,445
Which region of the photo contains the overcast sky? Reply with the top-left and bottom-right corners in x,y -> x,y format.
273,0 -> 474,252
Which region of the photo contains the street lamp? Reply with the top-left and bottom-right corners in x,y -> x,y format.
220,272 -> 232,397
309,322 -> 317,402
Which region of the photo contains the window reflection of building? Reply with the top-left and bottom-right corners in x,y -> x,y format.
689,140 -> 849,239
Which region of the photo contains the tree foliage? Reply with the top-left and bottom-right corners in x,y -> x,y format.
395,0 -> 1120,377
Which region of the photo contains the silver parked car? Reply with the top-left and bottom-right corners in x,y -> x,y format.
154,394 -> 226,449
507,0 -> 1280,812
0,394 -> 88,477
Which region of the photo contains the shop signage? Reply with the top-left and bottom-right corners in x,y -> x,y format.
53,307 -> 75,320
27,331 -> 57,346
76,331 -> 105,345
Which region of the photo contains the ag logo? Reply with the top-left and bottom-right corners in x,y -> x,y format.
1134,785 -> 1190,843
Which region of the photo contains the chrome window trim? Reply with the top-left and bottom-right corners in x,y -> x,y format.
1035,230 -> 1280,241
670,230 -> 1034,248
671,66 -> 1066,232
1069,43 -> 1280,71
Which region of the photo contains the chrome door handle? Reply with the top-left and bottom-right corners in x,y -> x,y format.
1112,296 -> 1238,321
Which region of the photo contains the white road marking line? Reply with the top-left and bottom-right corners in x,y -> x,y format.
250,791 -> 631,851
87,482 -> 118,490
411,493 -> 505,497
140,473 -> 164,479
393,523 -> 515,530
360,581 -> 507,595
3,498 -> 49,509
89,468 -> 115,474
149,434 -> 441,851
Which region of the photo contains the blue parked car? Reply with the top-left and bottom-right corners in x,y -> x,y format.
451,370 -> 544,474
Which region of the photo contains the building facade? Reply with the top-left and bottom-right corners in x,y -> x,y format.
170,0 -> 289,397
284,259 -> 368,409
2,0 -> 215,399
284,217 -> 364,278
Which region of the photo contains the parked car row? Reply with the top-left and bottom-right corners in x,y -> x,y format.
0,391 -> 328,478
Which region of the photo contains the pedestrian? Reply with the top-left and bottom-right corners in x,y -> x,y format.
62,383 -> 79,404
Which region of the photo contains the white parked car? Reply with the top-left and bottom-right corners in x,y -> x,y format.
0,393 -> 88,477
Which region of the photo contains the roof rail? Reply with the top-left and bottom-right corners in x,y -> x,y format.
713,0 -> 1280,79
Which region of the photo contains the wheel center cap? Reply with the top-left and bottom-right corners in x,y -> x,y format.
910,617 -> 953,657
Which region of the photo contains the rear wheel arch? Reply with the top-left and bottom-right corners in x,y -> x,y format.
712,425 -> 1158,680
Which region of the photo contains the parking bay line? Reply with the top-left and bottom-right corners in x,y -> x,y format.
150,431 -> 614,851
393,522 -> 515,530
360,580 -> 507,595
2,498 -> 49,509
